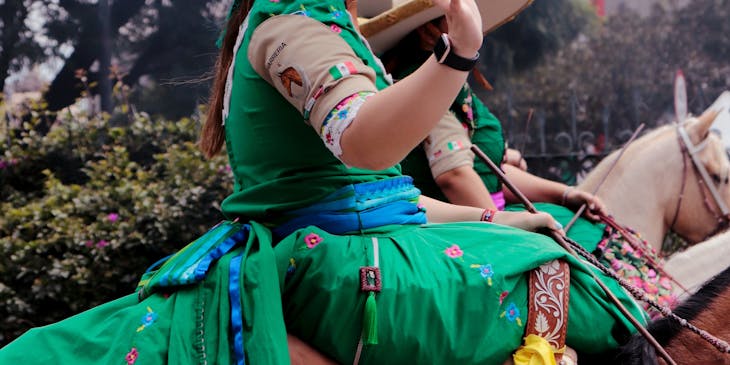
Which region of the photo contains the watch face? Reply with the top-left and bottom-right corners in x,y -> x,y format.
434,33 -> 450,63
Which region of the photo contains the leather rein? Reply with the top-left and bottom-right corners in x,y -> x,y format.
669,124 -> 730,242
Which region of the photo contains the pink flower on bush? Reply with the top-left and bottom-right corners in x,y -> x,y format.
305,233 -> 323,249
107,213 -> 119,222
96,240 -> 110,248
444,244 -> 463,258
125,348 -> 138,365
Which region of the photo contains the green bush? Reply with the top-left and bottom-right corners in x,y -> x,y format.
0,104 -> 231,345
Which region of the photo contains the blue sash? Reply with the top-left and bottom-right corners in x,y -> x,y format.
273,176 -> 427,237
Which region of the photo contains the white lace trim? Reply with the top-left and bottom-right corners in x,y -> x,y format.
222,14 -> 250,125
321,92 -> 373,158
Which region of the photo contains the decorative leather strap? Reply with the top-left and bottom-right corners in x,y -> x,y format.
525,259 -> 571,362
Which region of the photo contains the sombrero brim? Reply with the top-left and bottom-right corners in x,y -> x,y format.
360,0 -> 534,55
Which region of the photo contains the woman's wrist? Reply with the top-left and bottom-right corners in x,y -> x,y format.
480,208 -> 496,222
561,186 -> 574,205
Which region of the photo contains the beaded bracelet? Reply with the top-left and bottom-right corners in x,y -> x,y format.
480,209 -> 496,222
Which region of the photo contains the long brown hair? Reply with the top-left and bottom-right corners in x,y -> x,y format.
200,1 -> 252,158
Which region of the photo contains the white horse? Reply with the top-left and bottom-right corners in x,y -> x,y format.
663,229 -> 730,296
578,110 -> 730,294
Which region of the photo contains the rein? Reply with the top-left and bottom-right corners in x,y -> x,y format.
670,124 -> 730,242
471,145 -> 679,365
473,144 -> 730,362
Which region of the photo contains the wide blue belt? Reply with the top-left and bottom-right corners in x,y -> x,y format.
272,176 -> 427,237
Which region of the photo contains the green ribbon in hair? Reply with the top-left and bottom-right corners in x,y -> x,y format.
216,0 -> 243,48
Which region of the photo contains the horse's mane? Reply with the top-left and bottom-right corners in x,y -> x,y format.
587,124 -> 675,182
607,265 -> 730,364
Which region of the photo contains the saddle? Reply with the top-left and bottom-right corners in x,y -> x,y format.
523,259 -> 571,364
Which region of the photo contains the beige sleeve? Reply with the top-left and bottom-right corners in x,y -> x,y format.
423,112 -> 475,178
248,15 -> 378,131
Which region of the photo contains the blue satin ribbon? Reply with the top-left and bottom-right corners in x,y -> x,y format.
229,252 -> 246,365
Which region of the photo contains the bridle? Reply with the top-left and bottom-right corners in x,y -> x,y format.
670,124 -> 730,242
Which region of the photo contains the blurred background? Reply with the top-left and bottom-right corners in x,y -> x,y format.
0,0 -> 728,345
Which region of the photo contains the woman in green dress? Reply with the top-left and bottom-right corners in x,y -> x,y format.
385,16 -> 679,313
0,1 -> 647,364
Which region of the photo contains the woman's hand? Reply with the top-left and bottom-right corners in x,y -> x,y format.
433,0 -> 483,58
562,188 -> 608,221
492,210 -> 565,236
504,148 -> 527,171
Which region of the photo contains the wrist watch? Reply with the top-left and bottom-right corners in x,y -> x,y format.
433,33 -> 479,72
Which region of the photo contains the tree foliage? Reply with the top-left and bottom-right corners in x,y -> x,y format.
479,0 -> 597,82
2,0 -> 227,118
481,0 -> 730,154
0,1 -> 71,92
0,101 -> 231,345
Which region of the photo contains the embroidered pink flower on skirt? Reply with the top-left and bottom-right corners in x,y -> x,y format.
305,233 -> 323,249
125,348 -> 139,365
444,244 -> 463,258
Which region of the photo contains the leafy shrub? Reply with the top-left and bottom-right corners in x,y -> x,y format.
0,103 -> 231,344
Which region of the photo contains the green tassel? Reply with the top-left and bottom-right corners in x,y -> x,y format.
362,292 -> 378,345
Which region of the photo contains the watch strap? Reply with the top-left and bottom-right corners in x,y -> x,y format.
433,33 -> 479,72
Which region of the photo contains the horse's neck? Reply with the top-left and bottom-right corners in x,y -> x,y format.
580,133 -> 680,251
658,267 -> 730,364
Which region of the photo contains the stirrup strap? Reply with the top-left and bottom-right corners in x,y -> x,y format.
525,259 -> 571,363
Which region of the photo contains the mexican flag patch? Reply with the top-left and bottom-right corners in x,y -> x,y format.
447,141 -> 464,151
329,61 -> 358,80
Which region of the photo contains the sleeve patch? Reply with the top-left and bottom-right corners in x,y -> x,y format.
329,62 -> 358,80
446,141 -> 465,151
277,65 -> 310,99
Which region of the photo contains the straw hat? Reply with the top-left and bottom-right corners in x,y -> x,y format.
359,0 -> 534,55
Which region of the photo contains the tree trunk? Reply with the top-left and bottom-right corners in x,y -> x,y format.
45,0 -> 145,111
0,0 -> 28,93
98,0 -> 113,112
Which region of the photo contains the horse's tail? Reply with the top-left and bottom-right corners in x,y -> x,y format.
579,339 -> 659,365
613,334 -> 660,365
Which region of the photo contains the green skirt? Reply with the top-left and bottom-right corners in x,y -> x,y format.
276,221 -> 647,364
1,219 -> 646,365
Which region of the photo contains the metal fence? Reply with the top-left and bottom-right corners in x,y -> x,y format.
498,90 -> 663,185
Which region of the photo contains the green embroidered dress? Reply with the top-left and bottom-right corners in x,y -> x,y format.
0,1 -> 647,364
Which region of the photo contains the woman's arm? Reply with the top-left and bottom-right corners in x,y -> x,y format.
502,164 -> 607,219
339,0 -> 484,170
419,195 -> 564,234
435,165 -> 497,209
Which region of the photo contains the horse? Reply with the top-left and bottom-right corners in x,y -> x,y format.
577,111 -> 730,293
664,229 -> 730,296
579,110 -> 730,249
583,264 -> 730,365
